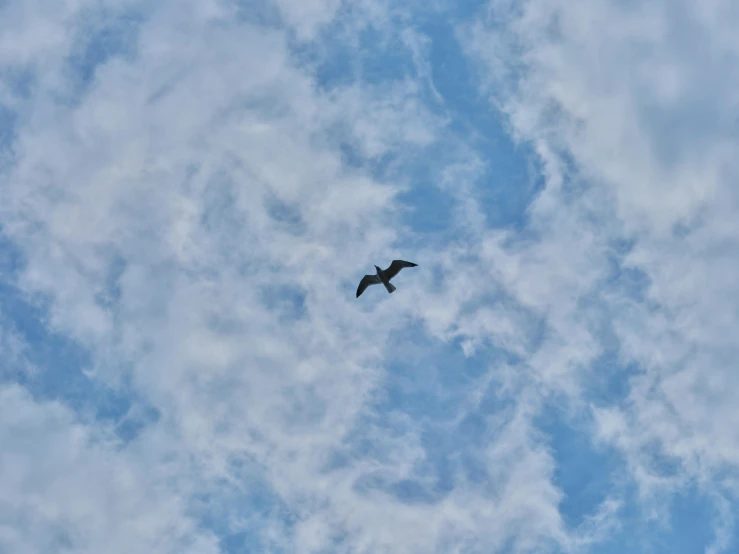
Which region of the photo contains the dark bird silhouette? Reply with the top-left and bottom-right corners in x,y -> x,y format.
356,260 -> 417,298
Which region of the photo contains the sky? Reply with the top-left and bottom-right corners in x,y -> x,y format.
1,0 -> 739,553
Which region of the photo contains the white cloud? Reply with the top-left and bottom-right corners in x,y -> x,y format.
0,384 -> 220,554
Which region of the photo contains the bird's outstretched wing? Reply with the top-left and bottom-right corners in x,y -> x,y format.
356,274 -> 381,298
382,260 -> 417,280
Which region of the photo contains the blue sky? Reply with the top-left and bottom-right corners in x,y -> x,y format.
2,0 -> 739,553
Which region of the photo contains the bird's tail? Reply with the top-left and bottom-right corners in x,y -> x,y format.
387,283 -> 396,293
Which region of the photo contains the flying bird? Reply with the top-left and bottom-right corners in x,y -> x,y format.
356,260 -> 417,298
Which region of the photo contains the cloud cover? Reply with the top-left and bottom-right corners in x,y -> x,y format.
1,0 -> 739,552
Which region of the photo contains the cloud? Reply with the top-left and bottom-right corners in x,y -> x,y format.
0,384 -> 221,554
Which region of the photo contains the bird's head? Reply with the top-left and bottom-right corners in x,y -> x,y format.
374,265 -> 381,273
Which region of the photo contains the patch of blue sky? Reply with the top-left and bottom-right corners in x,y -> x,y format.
431,17 -> 563,226
537,403 -> 622,530
300,46 -> 459,237
230,0 -> 282,30
0,281 -> 134,420
296,14 -> 411,90
384,320 -> 517,411
94,249 -> 127,308
607,262 -> 653,311
0,103 -> 15,152
335,321 -> 521,506
295,3 -> 543,239
540,382 -> 738,554
0,228 -> 155,443
61,7 -> 145,103
591,484 -> 728,554
260,282 -> 307,322
652,490 -> 723,554
0,235 -> 89,394
0,63 -> 36,99
419,17 -> 544,229
194,468 -> 296,554
0,66 -> 34,163
263,191 -> 307,236
584,351 -> 642,411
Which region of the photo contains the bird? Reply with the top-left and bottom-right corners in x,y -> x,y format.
356,260 -> 417,298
